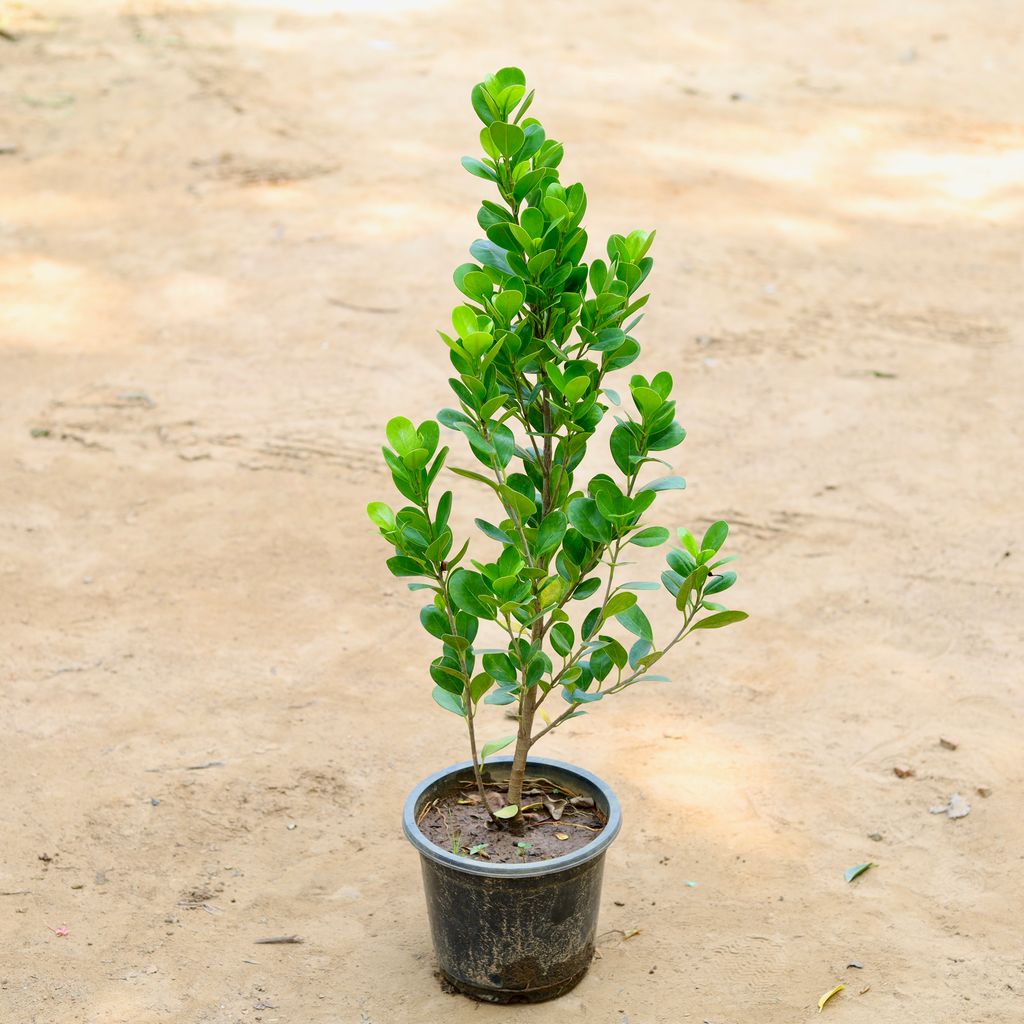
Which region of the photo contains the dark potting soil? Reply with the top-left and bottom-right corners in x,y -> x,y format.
417,775 -> 607,864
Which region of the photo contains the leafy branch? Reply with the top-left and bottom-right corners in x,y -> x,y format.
369,67 -> 748,820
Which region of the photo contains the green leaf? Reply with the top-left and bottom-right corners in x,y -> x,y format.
639,476 -> 686,493
499,485 -> 536,519
493,289 -> 523,321
550,621 -> 575,657
449,466 -> 500,491
491,422 -> 515,468
386,555 -> 428,578
432,687 -> 465,716
493,804 -> 519,819
676,564 -> 709,611
689,610 -> 748,630
678,528 -> 700,558
483,652 -> 518,684
448,568 -> 495,619
470,239 -> 514,275
475,518 -> 514,545
603,592 -> 637,618
527,249 -> 556,276
572,577 -> 602,600
632,386 -> 663,417
420,605 -> 448,639
616,603 -> 653,641
563,376 -> 589,403
488,121 -> 525,157
701,520 -> 729,554
568,497 -> 611,543
480,735 -> 516,763
366,501 -> 395,531
471,83 -> 498,125
536,511 -> 567,555
629,526 -> 670,547
610,424 -> 638,475
461,156 -> 497,181
704,571 -> 736,595
386,416 -> 419,457
844,862 -> 874,883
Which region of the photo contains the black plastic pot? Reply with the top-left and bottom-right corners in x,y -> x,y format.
403,755 -> 622,1003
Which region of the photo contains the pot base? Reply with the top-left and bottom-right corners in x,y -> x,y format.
439,956 -> 591,1004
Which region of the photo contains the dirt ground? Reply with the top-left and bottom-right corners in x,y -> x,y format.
2,1 -> 1022,1021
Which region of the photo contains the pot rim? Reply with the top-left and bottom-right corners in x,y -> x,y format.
403,754 -> 621,878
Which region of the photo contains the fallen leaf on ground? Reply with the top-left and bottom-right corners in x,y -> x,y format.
554,832 -> 569,841
844,862 -> 874,883
893,766 -> 914,778
939,737 -> 958,750
623,928 -> 641,940
818,983 -> 844,1011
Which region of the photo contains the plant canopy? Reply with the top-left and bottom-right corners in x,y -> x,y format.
369,67 -> 748,820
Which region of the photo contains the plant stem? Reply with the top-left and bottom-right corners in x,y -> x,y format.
421,488 -> 496,822
506,393 -> 553,811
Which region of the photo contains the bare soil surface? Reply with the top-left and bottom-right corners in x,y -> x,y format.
417,776 -> 607,864
2,1 -> 1022,1022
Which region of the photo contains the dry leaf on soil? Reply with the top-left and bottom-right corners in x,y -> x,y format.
817,983 -> 844,1012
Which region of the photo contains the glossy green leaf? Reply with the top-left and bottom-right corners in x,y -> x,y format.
702,520 -> 729,554
366,501 -> 395,530
386,416 -> 419,456
536,511 -> 567,555
689,610 -> 748,630
386,555 -> 428,578
568,497 -> 611,543
639,476 -> 686,493
616,603 -> 653,641
603,592 -> 637,618
461,156 -> 497,181
676,564 -> 709,611
480,735 -> 516,763
448,568 -> 494,619
432,687 -> 465,716
499,485 -> 536,519
475,518 -> 514,544
550,621 -> 575,657
488,121 -> 525,157
420,605 -> 448,639
572,577 -> 602,600
629,526 -> 669,547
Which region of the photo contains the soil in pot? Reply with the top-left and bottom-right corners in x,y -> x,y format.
416,773 -> 607,864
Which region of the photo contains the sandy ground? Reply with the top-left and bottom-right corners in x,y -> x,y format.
2,1 -> 1023,1021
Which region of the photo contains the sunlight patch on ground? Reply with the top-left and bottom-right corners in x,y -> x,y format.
0,257 -> 101,351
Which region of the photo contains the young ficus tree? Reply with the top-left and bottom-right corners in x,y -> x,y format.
369,67 -> 747,823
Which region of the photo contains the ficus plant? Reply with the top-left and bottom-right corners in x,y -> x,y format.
369,67 -> 747,826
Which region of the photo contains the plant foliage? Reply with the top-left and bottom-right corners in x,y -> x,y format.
369,67 -> 748,814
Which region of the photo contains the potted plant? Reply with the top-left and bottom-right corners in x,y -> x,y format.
368,66 -> 748,1003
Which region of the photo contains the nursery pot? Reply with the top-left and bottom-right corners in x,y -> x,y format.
402,755 -> 622,1003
